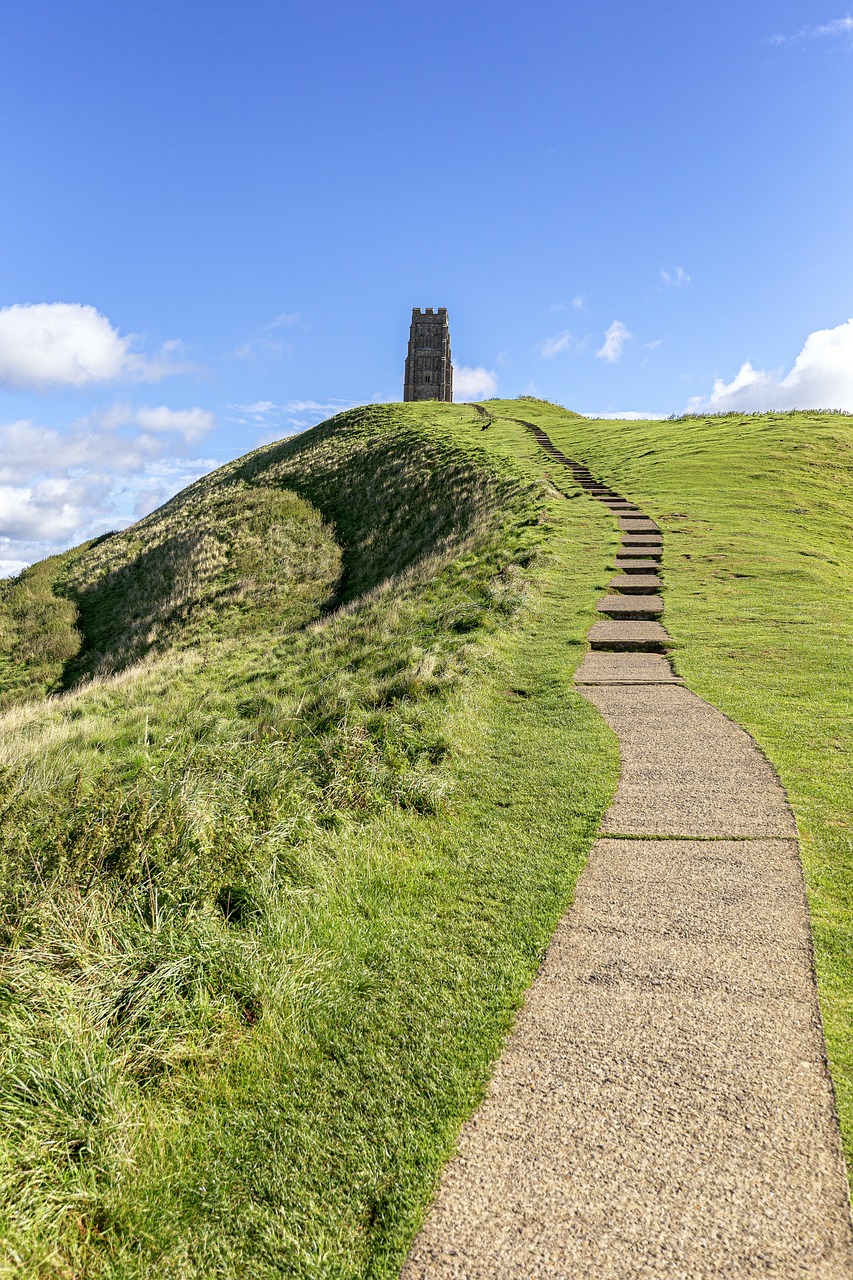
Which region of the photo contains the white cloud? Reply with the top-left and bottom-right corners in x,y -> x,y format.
0,303 -> 192,389
453,365 -> 498,400
0,554 -> 32,578
0,481 -> 84,540
772,16 -> 853,42
0,404 -> 219,572
596,320 -> 633,364
572,295 -> 587,311
538,330 -> 573,358
122,458 -> 218,519
661,266 -> 691,287
0,420 -> 160,485
97,403 -> 216,442
688,317 -> 853,413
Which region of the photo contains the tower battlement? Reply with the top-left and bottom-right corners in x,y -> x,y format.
403,308 -> 452,402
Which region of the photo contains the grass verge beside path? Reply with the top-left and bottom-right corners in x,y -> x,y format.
0,404 -> 619,1276
107,494 -> 617,1278
496,399 -> 853,1182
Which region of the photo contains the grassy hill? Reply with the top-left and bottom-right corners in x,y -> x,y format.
0,403 -> 619,1277
1,399 -> 851,1276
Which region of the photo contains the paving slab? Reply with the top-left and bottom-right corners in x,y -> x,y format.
613,558 -> 663,572
574,652 -> 683,684
596,594 -> 664,617
581,684 -> 798,837
402,836 -> 853,1279
621,536 -> 663,549
618,517 -> 660,532
587,620 -> 671,650
608,573 -> 662,592
617,545 -> 662,560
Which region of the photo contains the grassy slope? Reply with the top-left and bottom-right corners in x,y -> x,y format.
0,404 -> 619,1276
490,399 -> 853,1179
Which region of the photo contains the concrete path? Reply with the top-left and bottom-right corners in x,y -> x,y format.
401,423 -> 853,1278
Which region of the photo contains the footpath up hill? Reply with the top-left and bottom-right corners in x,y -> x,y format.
0,399 -> 851,1277
494,397 -> 853,1169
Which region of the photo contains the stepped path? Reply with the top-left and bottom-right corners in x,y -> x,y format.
402,426 -> 853,1278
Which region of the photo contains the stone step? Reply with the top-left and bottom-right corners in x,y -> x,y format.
609,574 -> 662,593
588,620 -> 671,651
574,652 -> 683,684
621,546 -> 663,557
621,533 -> 663,547
618,518 -> 660,533
597,594 -> 664,619
614,557 -> 662,572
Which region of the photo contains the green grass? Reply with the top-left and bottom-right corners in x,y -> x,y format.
10,395 -> 845,1273
0,403 -> 619,1276
490,399 -> 853,1181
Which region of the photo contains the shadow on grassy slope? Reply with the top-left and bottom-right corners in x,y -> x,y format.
0,403 -> 618,1276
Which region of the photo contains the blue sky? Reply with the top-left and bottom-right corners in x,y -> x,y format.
2,0 -> 852,572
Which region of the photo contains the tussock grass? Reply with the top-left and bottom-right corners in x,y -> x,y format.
0,403 -> 618,1275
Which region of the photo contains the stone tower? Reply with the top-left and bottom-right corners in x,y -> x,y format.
403,307 -> 453,402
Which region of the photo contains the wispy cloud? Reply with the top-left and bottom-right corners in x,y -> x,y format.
572,295 -> 587,311
771,15 -> 853,43
687,317 -> 853,412
596,320 -> 633,364
232,312 -> 301,363
453,366 -> 498,399
538,330 -> 573,358
660,266 -> 691,288
224,398 -> 358,442
0,303 -> 194,390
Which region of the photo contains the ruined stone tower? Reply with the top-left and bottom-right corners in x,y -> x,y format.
403,307 -> 453,402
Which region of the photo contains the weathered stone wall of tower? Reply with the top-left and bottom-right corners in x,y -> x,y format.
403,308 -> 453,402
